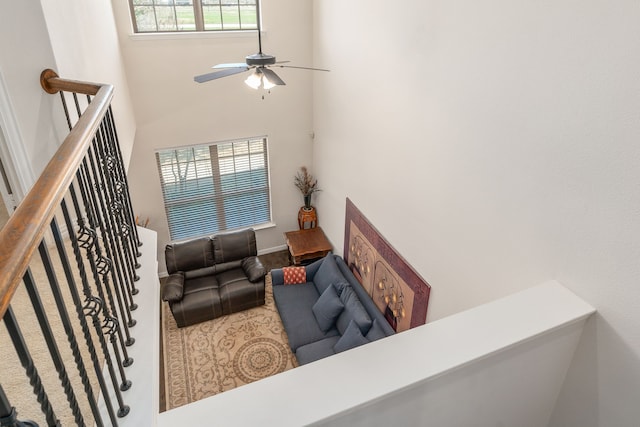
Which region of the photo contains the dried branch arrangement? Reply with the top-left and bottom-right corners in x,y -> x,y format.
294,166 -> 320,196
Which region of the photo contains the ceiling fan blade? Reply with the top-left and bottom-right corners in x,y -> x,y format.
213,63 -> 249,69
277,65 -> 330,72
194,67 -> 249,83
261,68 -> 286,86
274,60 -> 290,65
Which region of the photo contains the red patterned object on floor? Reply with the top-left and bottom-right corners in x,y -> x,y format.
283,266 -> 306,285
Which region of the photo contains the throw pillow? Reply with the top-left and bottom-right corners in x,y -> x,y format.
312,284 -> 345,332
313,253 -> 346,295
332,280 -> 349,296
283,266 -> 307,285
334,320 -> 370,353
365,318 -> 388,342
336,286 -> 373,336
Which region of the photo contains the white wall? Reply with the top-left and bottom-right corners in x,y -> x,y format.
39,0 -> 137,168
110,0 -> 315,272
0,2 -> 59,185
0,1 -> 136,195
312,1 -> 640,426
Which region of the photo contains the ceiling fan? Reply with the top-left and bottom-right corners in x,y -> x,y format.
193,1 -> 328,90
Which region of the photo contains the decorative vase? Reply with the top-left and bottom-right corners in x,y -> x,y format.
303,194 -> 312,210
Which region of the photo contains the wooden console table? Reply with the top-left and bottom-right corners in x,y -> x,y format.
284,227 -> 332,265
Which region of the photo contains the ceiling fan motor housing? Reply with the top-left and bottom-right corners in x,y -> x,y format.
246,53 -> 276,66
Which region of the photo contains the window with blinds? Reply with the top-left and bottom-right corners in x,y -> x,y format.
156,136 -> 271,241
129,0 -> 258,33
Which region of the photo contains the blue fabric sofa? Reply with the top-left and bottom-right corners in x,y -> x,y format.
272,253 -> 395,365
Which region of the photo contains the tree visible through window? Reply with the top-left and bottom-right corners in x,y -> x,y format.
130,0 -> 258,33
156,137 -> 271,240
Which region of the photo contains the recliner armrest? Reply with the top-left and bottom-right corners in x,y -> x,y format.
162,272 -> 185,302
241,256 -> 266,283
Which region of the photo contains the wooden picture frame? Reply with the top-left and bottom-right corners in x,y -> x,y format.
343,198 -> 431,331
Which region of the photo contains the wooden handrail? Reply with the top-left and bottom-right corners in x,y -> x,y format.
0,69 -> 114,320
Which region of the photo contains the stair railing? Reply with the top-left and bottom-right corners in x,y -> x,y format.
0,69 -> 141,427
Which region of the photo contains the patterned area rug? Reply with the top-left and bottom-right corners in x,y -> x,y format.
162,274 -> 297,410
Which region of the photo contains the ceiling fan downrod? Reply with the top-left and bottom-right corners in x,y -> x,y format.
247,0 -> 276,66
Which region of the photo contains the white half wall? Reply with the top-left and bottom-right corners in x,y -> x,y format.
158,281 -> 595,427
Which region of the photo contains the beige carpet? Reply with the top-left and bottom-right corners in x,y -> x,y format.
162,274 -> 297,410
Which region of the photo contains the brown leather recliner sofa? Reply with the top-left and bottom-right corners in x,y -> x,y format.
161,228 -> 266,328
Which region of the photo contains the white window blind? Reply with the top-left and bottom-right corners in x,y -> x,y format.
156,137 -> 271,240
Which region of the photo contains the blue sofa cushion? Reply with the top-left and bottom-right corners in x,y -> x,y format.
334,320 -> 370,353
312,284 -> 344,332
336,285 -> 373,336
335,257 -> 396,337
332,280 -> 349,296
365,318 -> 388,342
313,253 -> 347,295
272,282 -> 339,350
295,336 -> 340,365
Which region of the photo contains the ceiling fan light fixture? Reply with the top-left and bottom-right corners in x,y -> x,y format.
194,0 -> 329,89
244,69 -> 262,89
262,75 -> 276,90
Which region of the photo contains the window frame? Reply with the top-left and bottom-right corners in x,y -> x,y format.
156,136 -> 273,241
128,0 -> 259,34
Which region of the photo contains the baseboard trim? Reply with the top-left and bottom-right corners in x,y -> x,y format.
258,244 -> 288,256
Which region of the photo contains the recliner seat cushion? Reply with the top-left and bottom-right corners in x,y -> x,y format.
184,266 -> 217,280
182,275 -> 220,294
217,268 -> 265,315
170,287 -> 223,328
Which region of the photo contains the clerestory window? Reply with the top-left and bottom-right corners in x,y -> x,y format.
129,0 -> 258,33
156,136 -> 271,240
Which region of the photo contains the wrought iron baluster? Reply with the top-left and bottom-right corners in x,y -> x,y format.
92,109 -> 138,270
90,133 -> 139,306
58,198 -> 121,426
0,384 -> 38,427
48,214 -> 110,427
84,127 -> 137,310
22,265 -> 85,427
104,106 -> 142,252
2,305 -> 59,427
74,183 -> 135,388
78,156 -> 136,348
67,179 -> 130,418
95,120 -> 140,282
